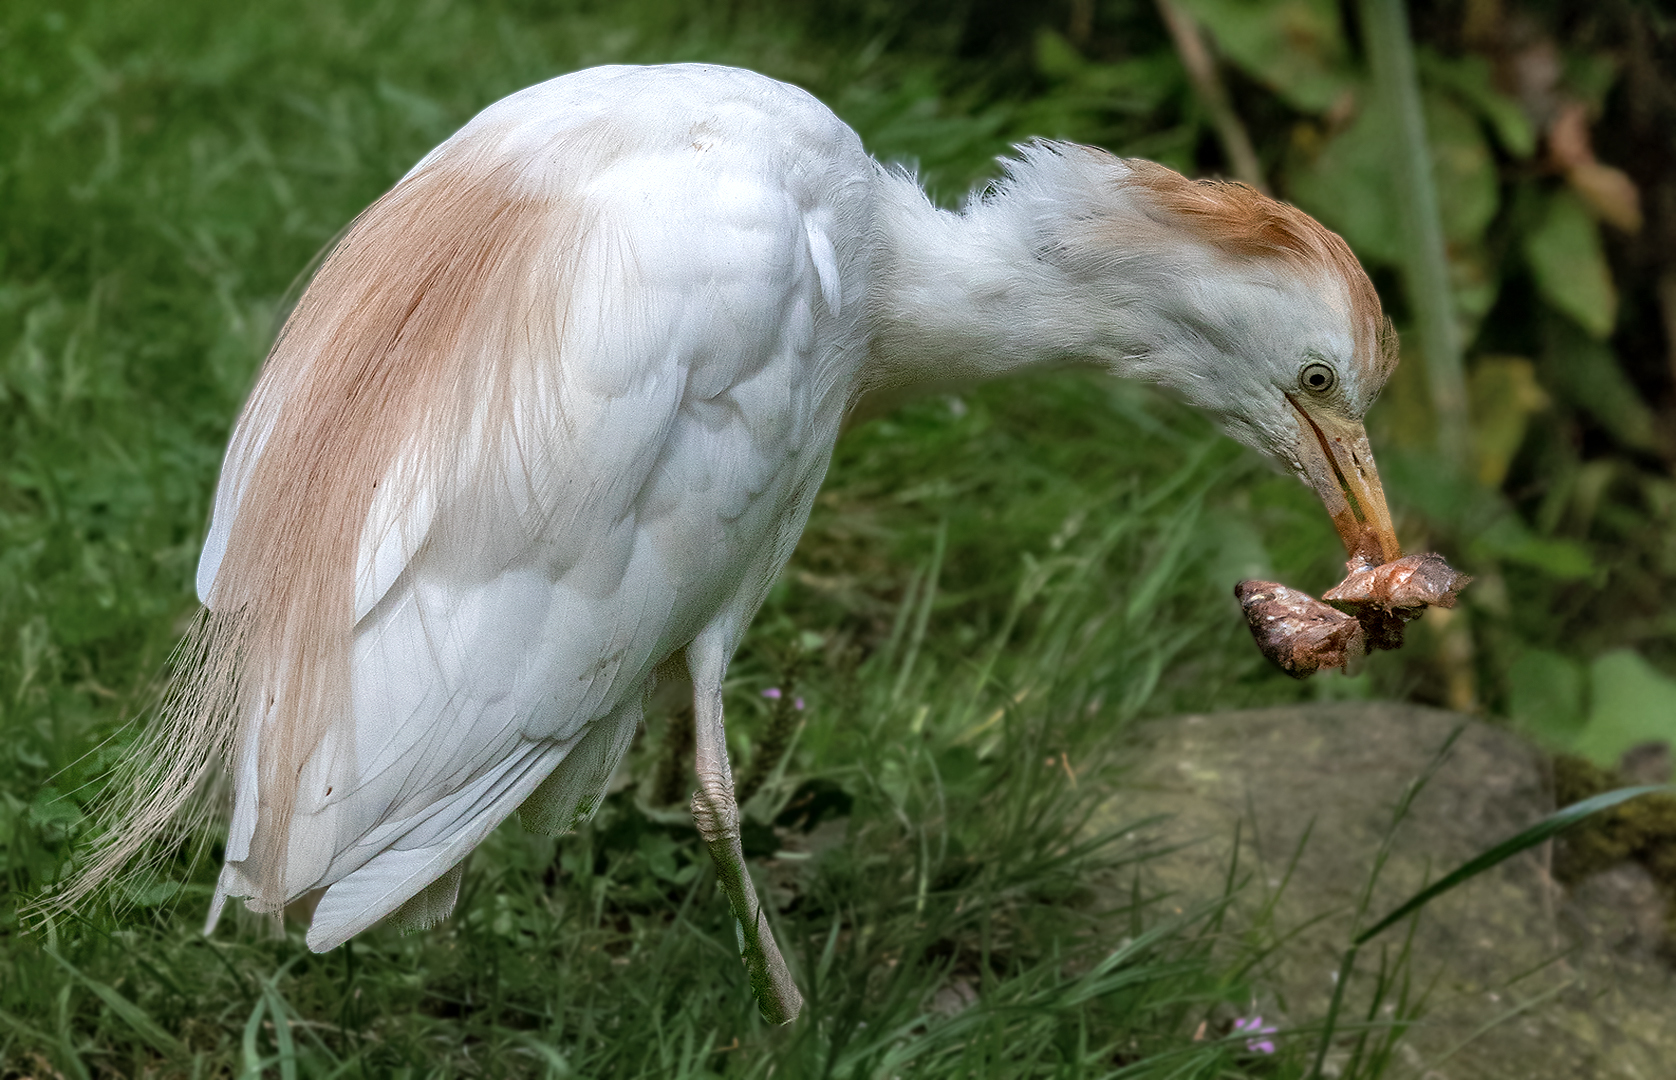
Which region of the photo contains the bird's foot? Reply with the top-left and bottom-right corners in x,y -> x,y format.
692,776 -> 803,1024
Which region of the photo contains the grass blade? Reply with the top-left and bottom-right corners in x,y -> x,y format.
1355,784 -> 1673,946
241,992 -> 269,1080
263,985 -> 299,1080
43,947 -> 183,1058
0,1006 -> 57,1054
55,984 -> 94,1080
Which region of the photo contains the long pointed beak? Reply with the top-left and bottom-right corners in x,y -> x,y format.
1285,395 -> 1400,565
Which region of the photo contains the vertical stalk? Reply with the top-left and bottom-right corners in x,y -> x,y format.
1156,0 -> 1268,192
1359,0 -> 1471,465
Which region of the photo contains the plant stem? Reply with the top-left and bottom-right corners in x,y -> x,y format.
1156,0 -> 1268,192
1359,0 -> 1471,465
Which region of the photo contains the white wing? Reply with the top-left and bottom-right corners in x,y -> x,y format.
203,65 -> 872,947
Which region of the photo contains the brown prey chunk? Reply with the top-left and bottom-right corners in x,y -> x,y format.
1321,552 -> 1471,610
1236,553 -> 1471,677
1234,581 -> 1366,678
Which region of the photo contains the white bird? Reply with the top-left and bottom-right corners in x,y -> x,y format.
65,63 -> 1400,1024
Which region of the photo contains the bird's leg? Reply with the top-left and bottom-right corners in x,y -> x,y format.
688,653 -> 803,1024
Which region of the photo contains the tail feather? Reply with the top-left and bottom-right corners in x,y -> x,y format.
32,608 -> 246,925
387,860 -> 466,934
37,125 -> 586,924
516,700 -> 640,836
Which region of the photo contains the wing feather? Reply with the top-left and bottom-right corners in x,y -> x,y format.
51,65 -> 871,938
200,65 -> 869,940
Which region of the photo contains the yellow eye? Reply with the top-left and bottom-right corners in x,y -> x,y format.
1299,361 -> 1337,394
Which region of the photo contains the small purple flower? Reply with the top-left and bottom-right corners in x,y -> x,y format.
793,696 -> 805,711
761,687 -> 782,700
1232,1016 -> 1277,1055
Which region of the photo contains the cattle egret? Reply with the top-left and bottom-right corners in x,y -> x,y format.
65,64 -> 1401,1024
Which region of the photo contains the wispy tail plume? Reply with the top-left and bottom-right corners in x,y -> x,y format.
28,607 -> 246,925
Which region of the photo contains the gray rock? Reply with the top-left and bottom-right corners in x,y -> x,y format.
1098,702 -> 1676,1079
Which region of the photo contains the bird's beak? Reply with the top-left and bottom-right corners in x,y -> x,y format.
1285,395 -> 1401,565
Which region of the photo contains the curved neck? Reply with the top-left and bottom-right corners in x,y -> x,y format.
862,170 -> 1162,393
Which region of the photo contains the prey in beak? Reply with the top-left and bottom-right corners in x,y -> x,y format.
1238,399 -> 1468,678
1285,395 -> 1400,567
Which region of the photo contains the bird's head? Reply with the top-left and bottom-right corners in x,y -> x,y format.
1017,147 -> 1401,564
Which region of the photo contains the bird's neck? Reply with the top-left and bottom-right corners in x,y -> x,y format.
863,171 -> 1157,392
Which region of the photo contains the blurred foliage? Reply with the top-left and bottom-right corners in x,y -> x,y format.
1119,0 -> 1676,760
821,0 -> 1676,754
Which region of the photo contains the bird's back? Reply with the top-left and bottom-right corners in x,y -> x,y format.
189,65 -> 875,946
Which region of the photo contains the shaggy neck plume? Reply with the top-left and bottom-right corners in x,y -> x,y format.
863,165 -> 1179,393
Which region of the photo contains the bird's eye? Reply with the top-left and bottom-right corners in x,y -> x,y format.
1299,361 -> 1337,395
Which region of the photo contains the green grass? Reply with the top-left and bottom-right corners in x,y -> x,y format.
1,0 -> 1471,1075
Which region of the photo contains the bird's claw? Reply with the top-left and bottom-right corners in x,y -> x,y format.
693,781 -> 803,1024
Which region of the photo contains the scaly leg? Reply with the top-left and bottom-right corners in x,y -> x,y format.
687,636 -> 803,1024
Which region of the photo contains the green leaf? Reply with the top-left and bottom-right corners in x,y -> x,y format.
1356,784 -> 1674,945
0,1005 -> 57,1050
123,879 -> 183,907
1030,30 -> 1183,114
1286,92 -> 1497,263
1508,649 -> 1586,745
1448,241 -> 1501,332
1425,92 -> 1499,246
1539,311 -> 1655,451
1286,102 -> 1401,264
1561,49 -> 1620,113
1417,49 -> 1535,158
1174,0 -> 1355,112
515,1034 -> 575,1076
1467,355 -> 1547,486
1574,650 -> 1676,767
1524,189 -> 1617,338
1034,28 -> 1084,80
1469,514 -> 1595,579
240,993 -> 270,1080
26,786 -> 84,830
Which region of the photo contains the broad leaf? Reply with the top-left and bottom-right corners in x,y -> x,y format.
1467,355 -> 1548,487
1574,650 -> 1676,767
1468,514 -> 1595,579
1287,92 -> 1497,263
1524,189 -> 1617,338
1539,311 -> 1655,450
1508,649 -> 1587,746
1417,49 -> 1535,158
1175,0 -> 1355,112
